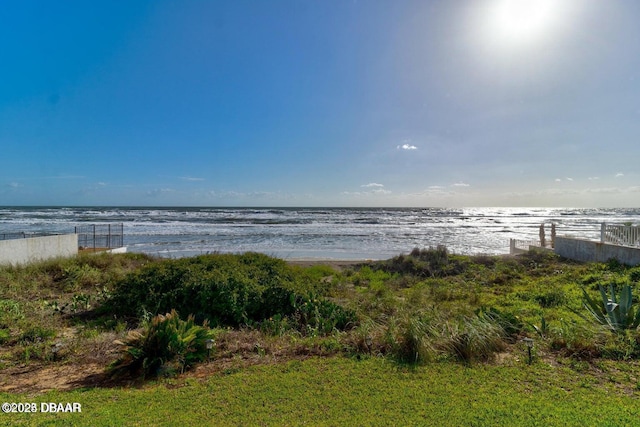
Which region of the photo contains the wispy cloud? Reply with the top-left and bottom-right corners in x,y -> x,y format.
615,172 -> 624,178
180,176 -> 205,182
452,182 -> 470,187
8,182 -> 22,188
361,183 -> 385,188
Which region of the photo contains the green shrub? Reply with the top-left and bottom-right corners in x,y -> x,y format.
606,258 -> 626,272
110,310 -> 214,378
629,267 -> 640,283
105,253 -> 300,326
105,253 -> 356,335
292,294 -> 357,336
259,314 -> 291,336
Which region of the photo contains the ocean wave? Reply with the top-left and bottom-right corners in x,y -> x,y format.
1,207 -> 639,258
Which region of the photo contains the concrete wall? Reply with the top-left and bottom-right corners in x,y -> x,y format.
555,236 -> 640,266
0,234 -> 78,266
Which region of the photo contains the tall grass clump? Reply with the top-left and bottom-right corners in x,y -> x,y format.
439,314 -> 508,364
366,307 -> 513,365
385,311 -> 439,364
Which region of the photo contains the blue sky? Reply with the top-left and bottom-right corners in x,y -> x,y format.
1,0 -> 639,207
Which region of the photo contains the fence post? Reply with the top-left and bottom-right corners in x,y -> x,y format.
509,239 -> 516,255
600,223 -> 606,243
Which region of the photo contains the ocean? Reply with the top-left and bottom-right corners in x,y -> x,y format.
0,207 -> 638,260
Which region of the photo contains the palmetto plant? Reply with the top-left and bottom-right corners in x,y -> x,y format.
111,310 -> 214,378
581,284 -> 640,333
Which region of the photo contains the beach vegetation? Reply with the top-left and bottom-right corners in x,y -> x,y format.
2,249 -> 640,424
110,309 -> 214,378
104,253 -> 300,326
580,283 -> 640,333
103,253 -> 356,337
372,245 -> 468,278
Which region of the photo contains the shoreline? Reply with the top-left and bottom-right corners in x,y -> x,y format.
285,259 -> 374,269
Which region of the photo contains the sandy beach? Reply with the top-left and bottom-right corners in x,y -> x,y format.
285,259 -> 373,270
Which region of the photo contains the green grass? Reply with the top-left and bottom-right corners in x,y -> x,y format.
1,357 -> 638,426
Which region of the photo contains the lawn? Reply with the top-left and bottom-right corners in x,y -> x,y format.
2,356 -> 639,426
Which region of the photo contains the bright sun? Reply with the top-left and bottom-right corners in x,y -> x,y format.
486,0 -> 560,47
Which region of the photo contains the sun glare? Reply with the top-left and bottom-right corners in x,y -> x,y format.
485,0 -> 561,48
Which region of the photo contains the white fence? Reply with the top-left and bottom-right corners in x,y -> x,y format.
601,223 -> 640,247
